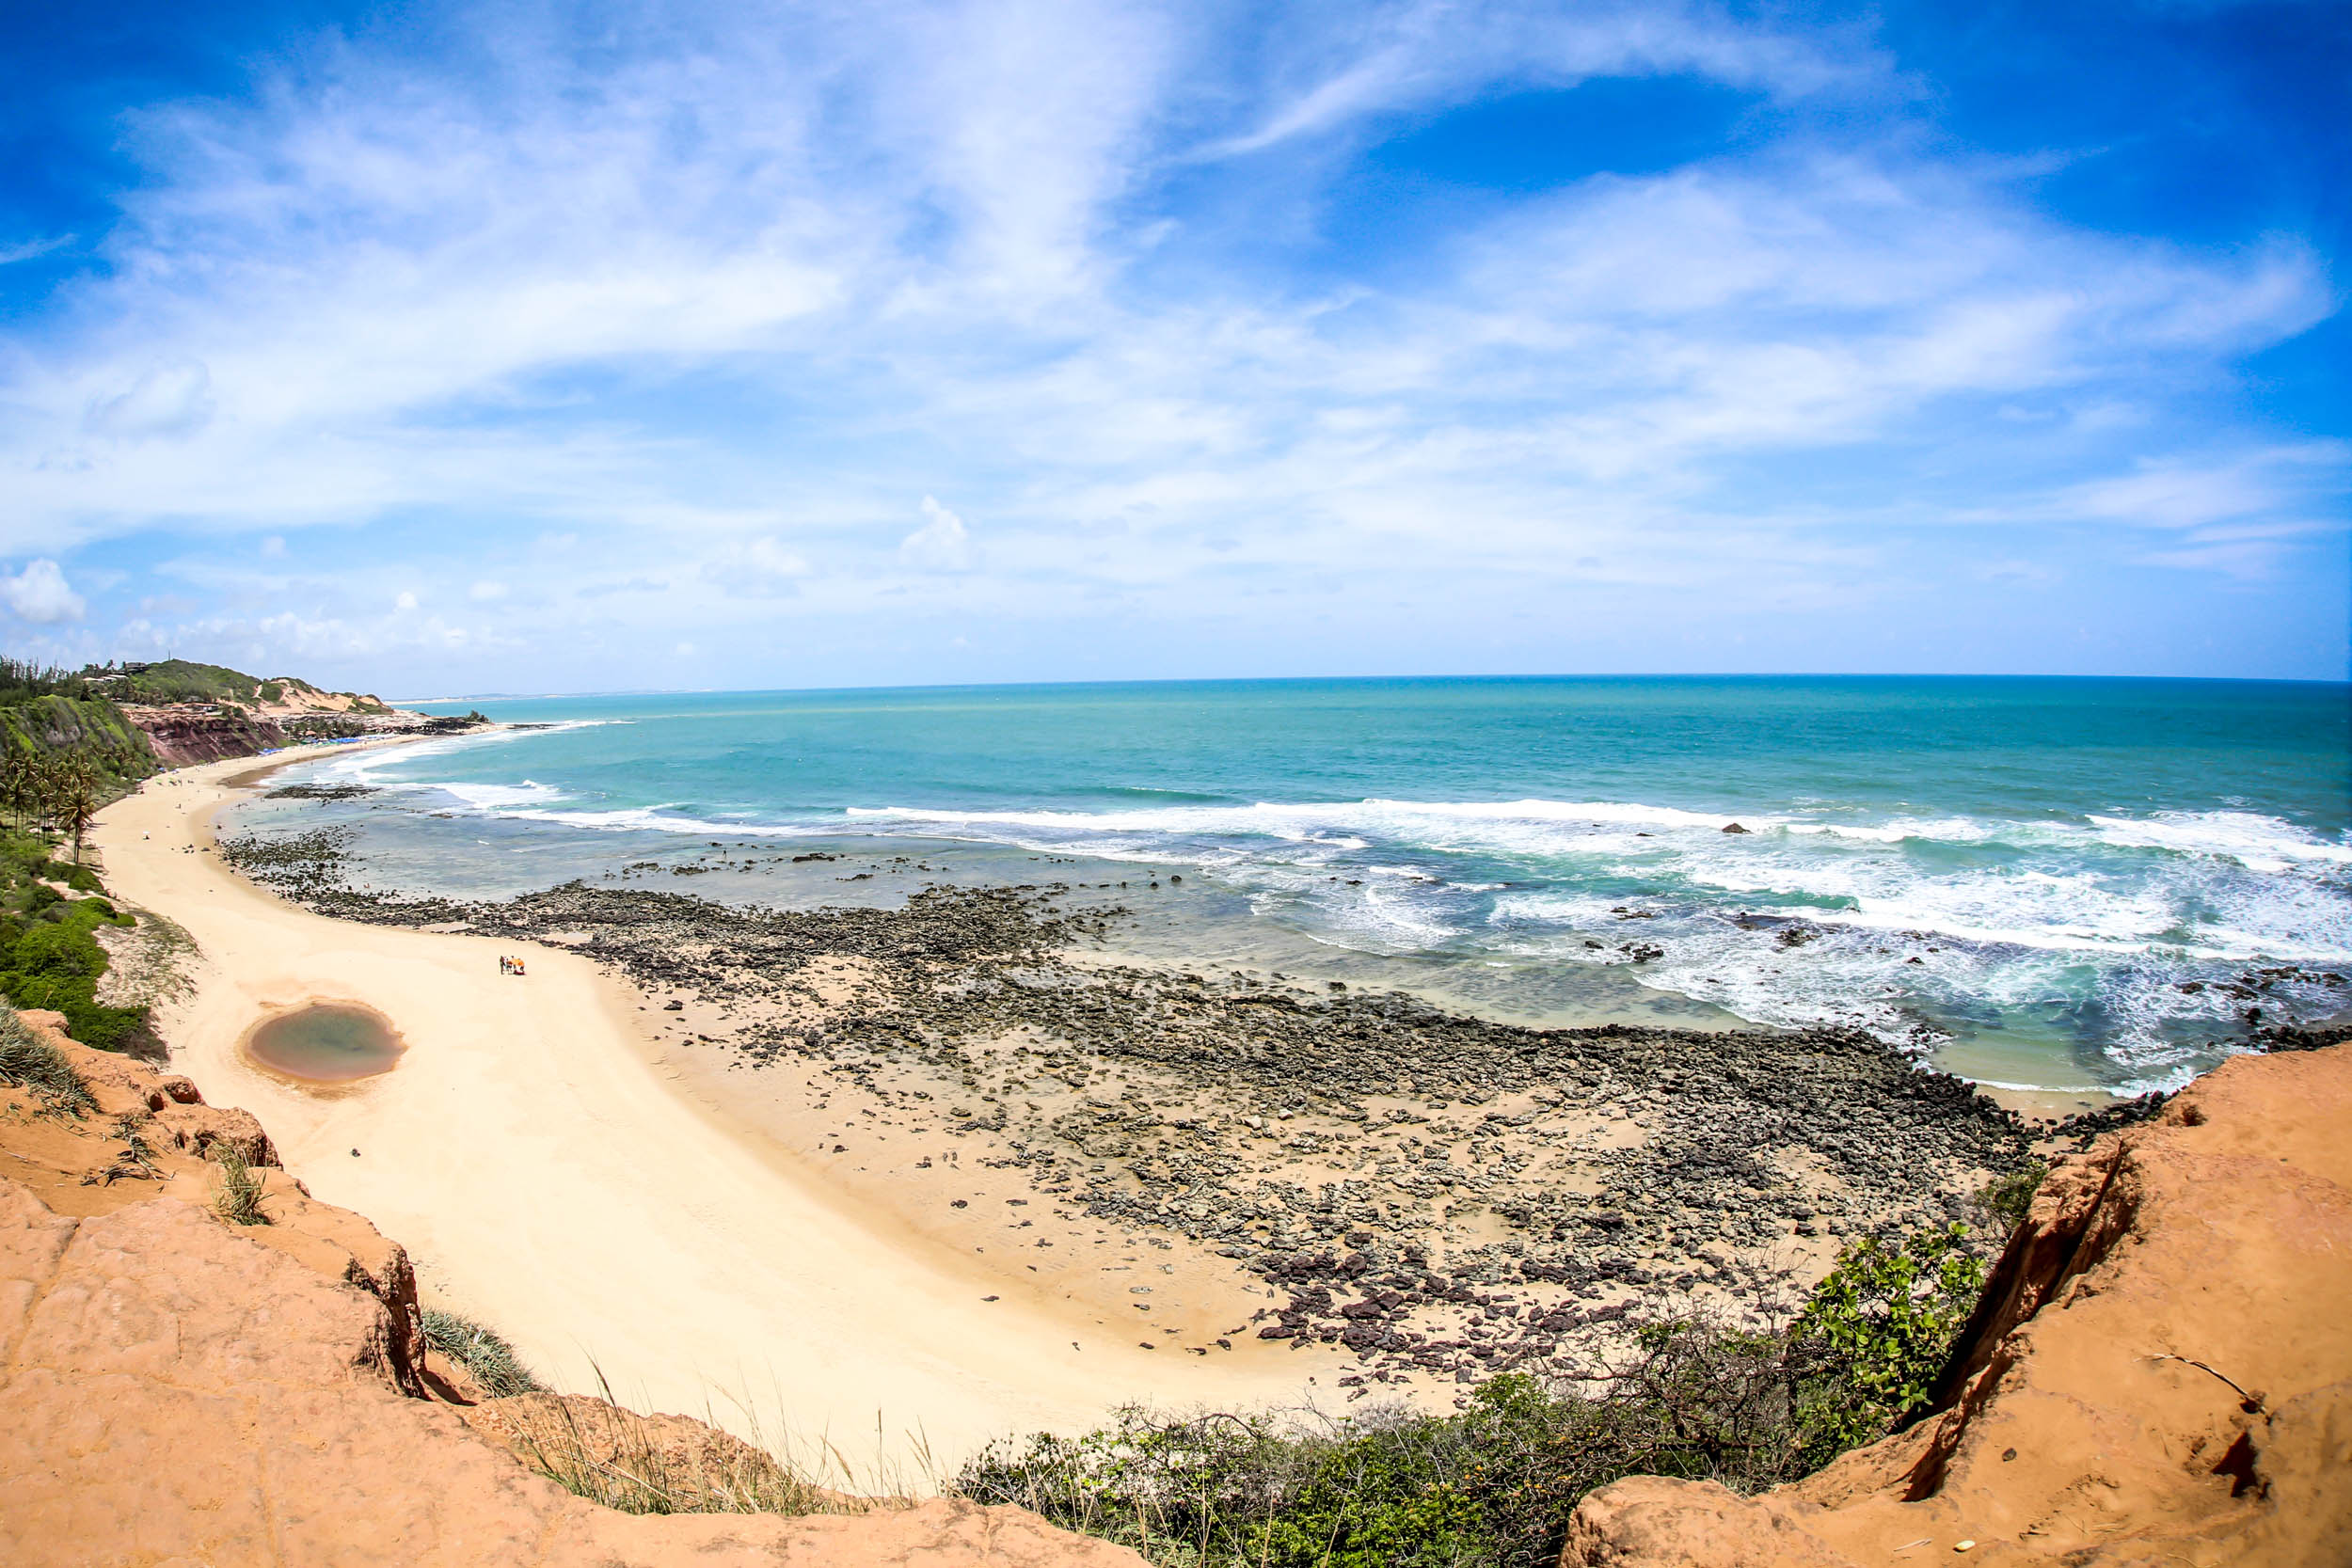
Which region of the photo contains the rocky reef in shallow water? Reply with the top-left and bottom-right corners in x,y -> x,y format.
216,835 -> 2060,1380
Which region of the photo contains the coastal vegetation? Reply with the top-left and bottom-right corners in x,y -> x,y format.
81,657 -> 392,714
409,1209 -> 1992,1559
494,1380 -> 848,1518
0,833 -> 151,1054
1977,1157 -> 2048,1235
421,1308 -> 545,1398
418,1312 -> 856,1518
207,1143 -> 272,1226
0,1004 -> 98,1117
958,1220 -> 1987,1568
0,659 -> 157,794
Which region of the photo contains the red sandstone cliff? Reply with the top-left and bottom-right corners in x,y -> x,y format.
117,703 -> 288,766
1559,1045 -> 2352,1567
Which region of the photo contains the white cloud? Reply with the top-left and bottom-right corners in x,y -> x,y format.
469,579 -> 509,601
1196,0 -> 1877,160
2137,539 -> 2295,581
746,538 -> 811,578
697,533 -> 816,597
83,360 -> 217,440
2053,444 -> 2349,531
901,496 -> 977,571
1,560 -> 87,624
395,590 -> 419,610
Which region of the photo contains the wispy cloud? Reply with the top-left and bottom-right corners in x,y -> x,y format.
0,234 -> 75,266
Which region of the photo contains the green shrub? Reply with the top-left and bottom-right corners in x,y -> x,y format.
962,1223 -> 1994,1568
0,895 -> 150,1053
40,860 -> 105,895
0,1006 -> 96,1117
1976,1158 -> 2047,1237
1787,1223 -> 1985,1465
964,1361 -> 1803,1568
421,1307 -> 545,1397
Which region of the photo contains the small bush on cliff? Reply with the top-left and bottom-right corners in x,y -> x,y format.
416,1320 -> 845,1518
961,1223 -> 1992,1568
1786,1222 -> 1985,1466
421,1307 -> 545,1397
0,1006 -> 96,1117
1976,1157 -> 2048,1237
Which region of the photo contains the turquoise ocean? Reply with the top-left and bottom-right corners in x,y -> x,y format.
239,676 -> 2351,1099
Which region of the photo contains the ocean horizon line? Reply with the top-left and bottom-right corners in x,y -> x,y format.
393,669 -> 2352,707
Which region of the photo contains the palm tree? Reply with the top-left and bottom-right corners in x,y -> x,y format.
0,751 -> 32,833
56,761 -> 97,865
24,754 -> 76,847
26,753 -> 62,835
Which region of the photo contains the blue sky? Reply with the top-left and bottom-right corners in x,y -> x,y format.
0,0 -> 2344,692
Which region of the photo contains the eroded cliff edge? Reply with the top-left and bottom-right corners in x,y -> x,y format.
7,1006 -> 2346,1568
0,1015 -> 1143,1568
1561,1043 -> 2352,1568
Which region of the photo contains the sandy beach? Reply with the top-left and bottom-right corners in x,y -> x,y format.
183,738 -> 2060,1400
89,744 -> 1341,1478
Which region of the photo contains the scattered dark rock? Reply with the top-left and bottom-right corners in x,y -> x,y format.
216,821 -> 2058,1383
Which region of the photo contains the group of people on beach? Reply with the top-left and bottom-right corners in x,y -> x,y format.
499,955 -> 527,976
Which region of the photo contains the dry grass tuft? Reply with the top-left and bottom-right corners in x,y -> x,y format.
0,1006 -> 96,1117
421,1307 -> 543,1398
483,1367 -> 863,1518
208,1143 -> 272,1226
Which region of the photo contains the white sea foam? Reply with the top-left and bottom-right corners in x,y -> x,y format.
434,780 -> 568,810
2087,810 -> 2352,872
262,764 -> 2350,1090
486,804 -> 833,839
412,788 -> 2351,976
842,797 -> 1750,849
1783,816 -> 2002,845
314,719 -> 623,789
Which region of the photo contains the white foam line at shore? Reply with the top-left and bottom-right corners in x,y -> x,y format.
228,768 -> 2352,1082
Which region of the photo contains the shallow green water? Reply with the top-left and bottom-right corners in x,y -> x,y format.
244,1004 -> 404,1083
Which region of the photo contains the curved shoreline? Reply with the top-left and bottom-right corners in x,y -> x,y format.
91,747 -> 1338,1477
221,723 -> 2155,1117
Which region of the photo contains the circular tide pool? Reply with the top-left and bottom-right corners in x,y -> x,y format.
242,1003 -> 405,1084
